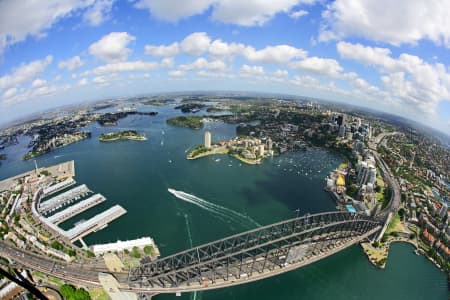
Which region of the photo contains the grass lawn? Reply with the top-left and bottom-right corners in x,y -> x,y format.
89,288 -> 110,300
385,213 -> 401,235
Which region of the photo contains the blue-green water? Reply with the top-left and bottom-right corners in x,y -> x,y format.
0,106 -> 448,300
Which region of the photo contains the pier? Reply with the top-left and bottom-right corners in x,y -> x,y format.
42,177 -> 76,197
39,184 -> 91,214
46,194 -> 106,225
65,205 -> 127,242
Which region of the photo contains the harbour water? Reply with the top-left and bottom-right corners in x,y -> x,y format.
0,105 -> 447,299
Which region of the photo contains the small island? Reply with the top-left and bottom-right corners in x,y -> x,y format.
99,130 -> 147,142
166,116 -> 204,130
174,103 -> 206,113
187,132 -> 273,165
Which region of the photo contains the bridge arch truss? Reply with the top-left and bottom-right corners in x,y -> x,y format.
128,211 -> 381,292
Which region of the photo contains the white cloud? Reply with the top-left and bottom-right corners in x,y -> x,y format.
2,87 -> 17,99
320,0 -> 450,47
290,57 -> 345,78
211,0 -> 300,26
78,78 -> 88,86
83,0 -> 114,26
90,60 -> 161,75
273,69 -> 289,77
31,79 -> 47,88
209,39 -> 246,58
158,32 -> 306,65
89,32 -> 135,62
196,70 -> 235,78
181,32 -> 211,56
179,58 -> 228,72
145,42 -> 179,57
240,64 -> 265,76
92,74 -> 119,85
0,0 -> 116,55
290,75 -> 319,87
289,9 -> 308,19
160,57 -> 175,68
169,70 -> 185,77
244,45 -> 307,64
337,41 -> 450,116
134,0 -> 214,21
134,0 -> 315,26
0,55 -> 52,92
58,56 -> 84,71
2,80 -> 69,105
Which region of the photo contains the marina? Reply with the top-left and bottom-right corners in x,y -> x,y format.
42,177 -> 76,197
39,184 -> 91,214
46,193 -> 106,225
65,205 -> 127,242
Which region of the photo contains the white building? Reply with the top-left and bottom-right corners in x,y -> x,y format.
91,237 -> 156,256
204,131 -> 211,149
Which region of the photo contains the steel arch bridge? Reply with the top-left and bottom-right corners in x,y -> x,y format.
127,211 -> 382,293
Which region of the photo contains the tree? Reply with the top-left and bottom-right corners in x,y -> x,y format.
74,288 -> 90,300
51,241 -> 63,251
398,208 -> 405,220
131,246 -> 141,259
346,184 -> 358,198
60,284 -> 75,299
144,245 -> 153,255
60,284 -> 90,300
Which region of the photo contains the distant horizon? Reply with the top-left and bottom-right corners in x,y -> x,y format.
2,90 -> 449,140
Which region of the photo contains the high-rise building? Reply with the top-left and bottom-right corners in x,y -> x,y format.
204,131 -> 211,149
266,138 -> 273,150
440,202 -> 448,219
337,115 -> 346,127
338,125 -> 346,137
258,145 -> 265,157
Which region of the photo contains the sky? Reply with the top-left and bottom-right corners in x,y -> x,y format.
1,0 -> 450,133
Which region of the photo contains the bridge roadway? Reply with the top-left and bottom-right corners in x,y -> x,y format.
126,211 -> 382,293
1,212 -> 382,295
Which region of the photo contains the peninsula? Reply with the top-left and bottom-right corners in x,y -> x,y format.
187,132 -> 270,165
99,130 -> 147,142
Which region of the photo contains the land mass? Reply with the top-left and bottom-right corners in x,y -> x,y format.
99,130 -> 147,142
167,116 -> 204,130
187,136 -> 267,165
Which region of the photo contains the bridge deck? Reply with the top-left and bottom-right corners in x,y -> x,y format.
127,211 -> 381,292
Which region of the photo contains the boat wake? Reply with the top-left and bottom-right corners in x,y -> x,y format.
168,188 -> 260,228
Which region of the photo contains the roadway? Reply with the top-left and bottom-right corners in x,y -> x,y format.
0,241 -> 120,287
369,132 -> 401,217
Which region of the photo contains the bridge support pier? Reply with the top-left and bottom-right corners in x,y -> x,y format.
98,273 -> 138,300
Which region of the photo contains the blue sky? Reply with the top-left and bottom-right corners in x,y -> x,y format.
1,0 -> 450,133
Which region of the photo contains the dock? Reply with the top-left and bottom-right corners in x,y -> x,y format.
65,205 -> 127,242
43,178 -> 76,197
46,194 -> 106,225
39,184 -> 91,214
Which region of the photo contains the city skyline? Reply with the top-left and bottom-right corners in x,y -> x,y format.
1,0 -> 450,133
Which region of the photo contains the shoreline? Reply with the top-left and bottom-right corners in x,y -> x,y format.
23,137 -> 89,160
99,136 -> 147,142
187,146 -> 262,165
